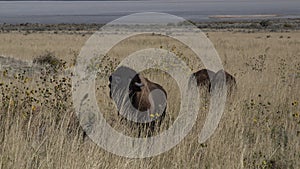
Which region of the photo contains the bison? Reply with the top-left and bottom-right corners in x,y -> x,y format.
191,68 -> 237,95
211,69 -> 237,95
109,66 -> 167,137
191,69 -> 216,91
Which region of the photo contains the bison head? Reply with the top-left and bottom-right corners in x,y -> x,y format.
191,69 -> 215,91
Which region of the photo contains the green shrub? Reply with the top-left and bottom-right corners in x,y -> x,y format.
33,51 -> 66,73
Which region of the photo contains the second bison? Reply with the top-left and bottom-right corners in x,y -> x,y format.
191,69 -> 237,95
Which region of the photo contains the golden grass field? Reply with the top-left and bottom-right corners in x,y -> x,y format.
0,29 -> 300,168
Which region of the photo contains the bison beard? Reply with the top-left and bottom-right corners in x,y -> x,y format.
109,66 -> 167,137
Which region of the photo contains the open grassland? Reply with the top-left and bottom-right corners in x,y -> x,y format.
0,29 -> 300,168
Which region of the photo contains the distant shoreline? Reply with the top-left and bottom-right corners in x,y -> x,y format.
209,15 -> 278,19
1,14 -> 299,25
0,18 -> 299,33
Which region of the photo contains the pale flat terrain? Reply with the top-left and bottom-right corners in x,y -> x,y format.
0,30 -> 299,168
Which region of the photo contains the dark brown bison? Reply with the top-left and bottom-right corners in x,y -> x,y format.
109,66 -> 167,137
191,69 -> 215,91
211,69 -> 237,95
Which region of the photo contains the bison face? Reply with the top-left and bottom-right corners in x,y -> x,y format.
191,69 -> 215,91
109,66 -> 137,99
128,74 -> 144,93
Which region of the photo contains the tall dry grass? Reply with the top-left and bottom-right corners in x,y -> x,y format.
0,31 -> 299,168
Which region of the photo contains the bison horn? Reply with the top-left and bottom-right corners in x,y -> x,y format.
135,82 -> 144,87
